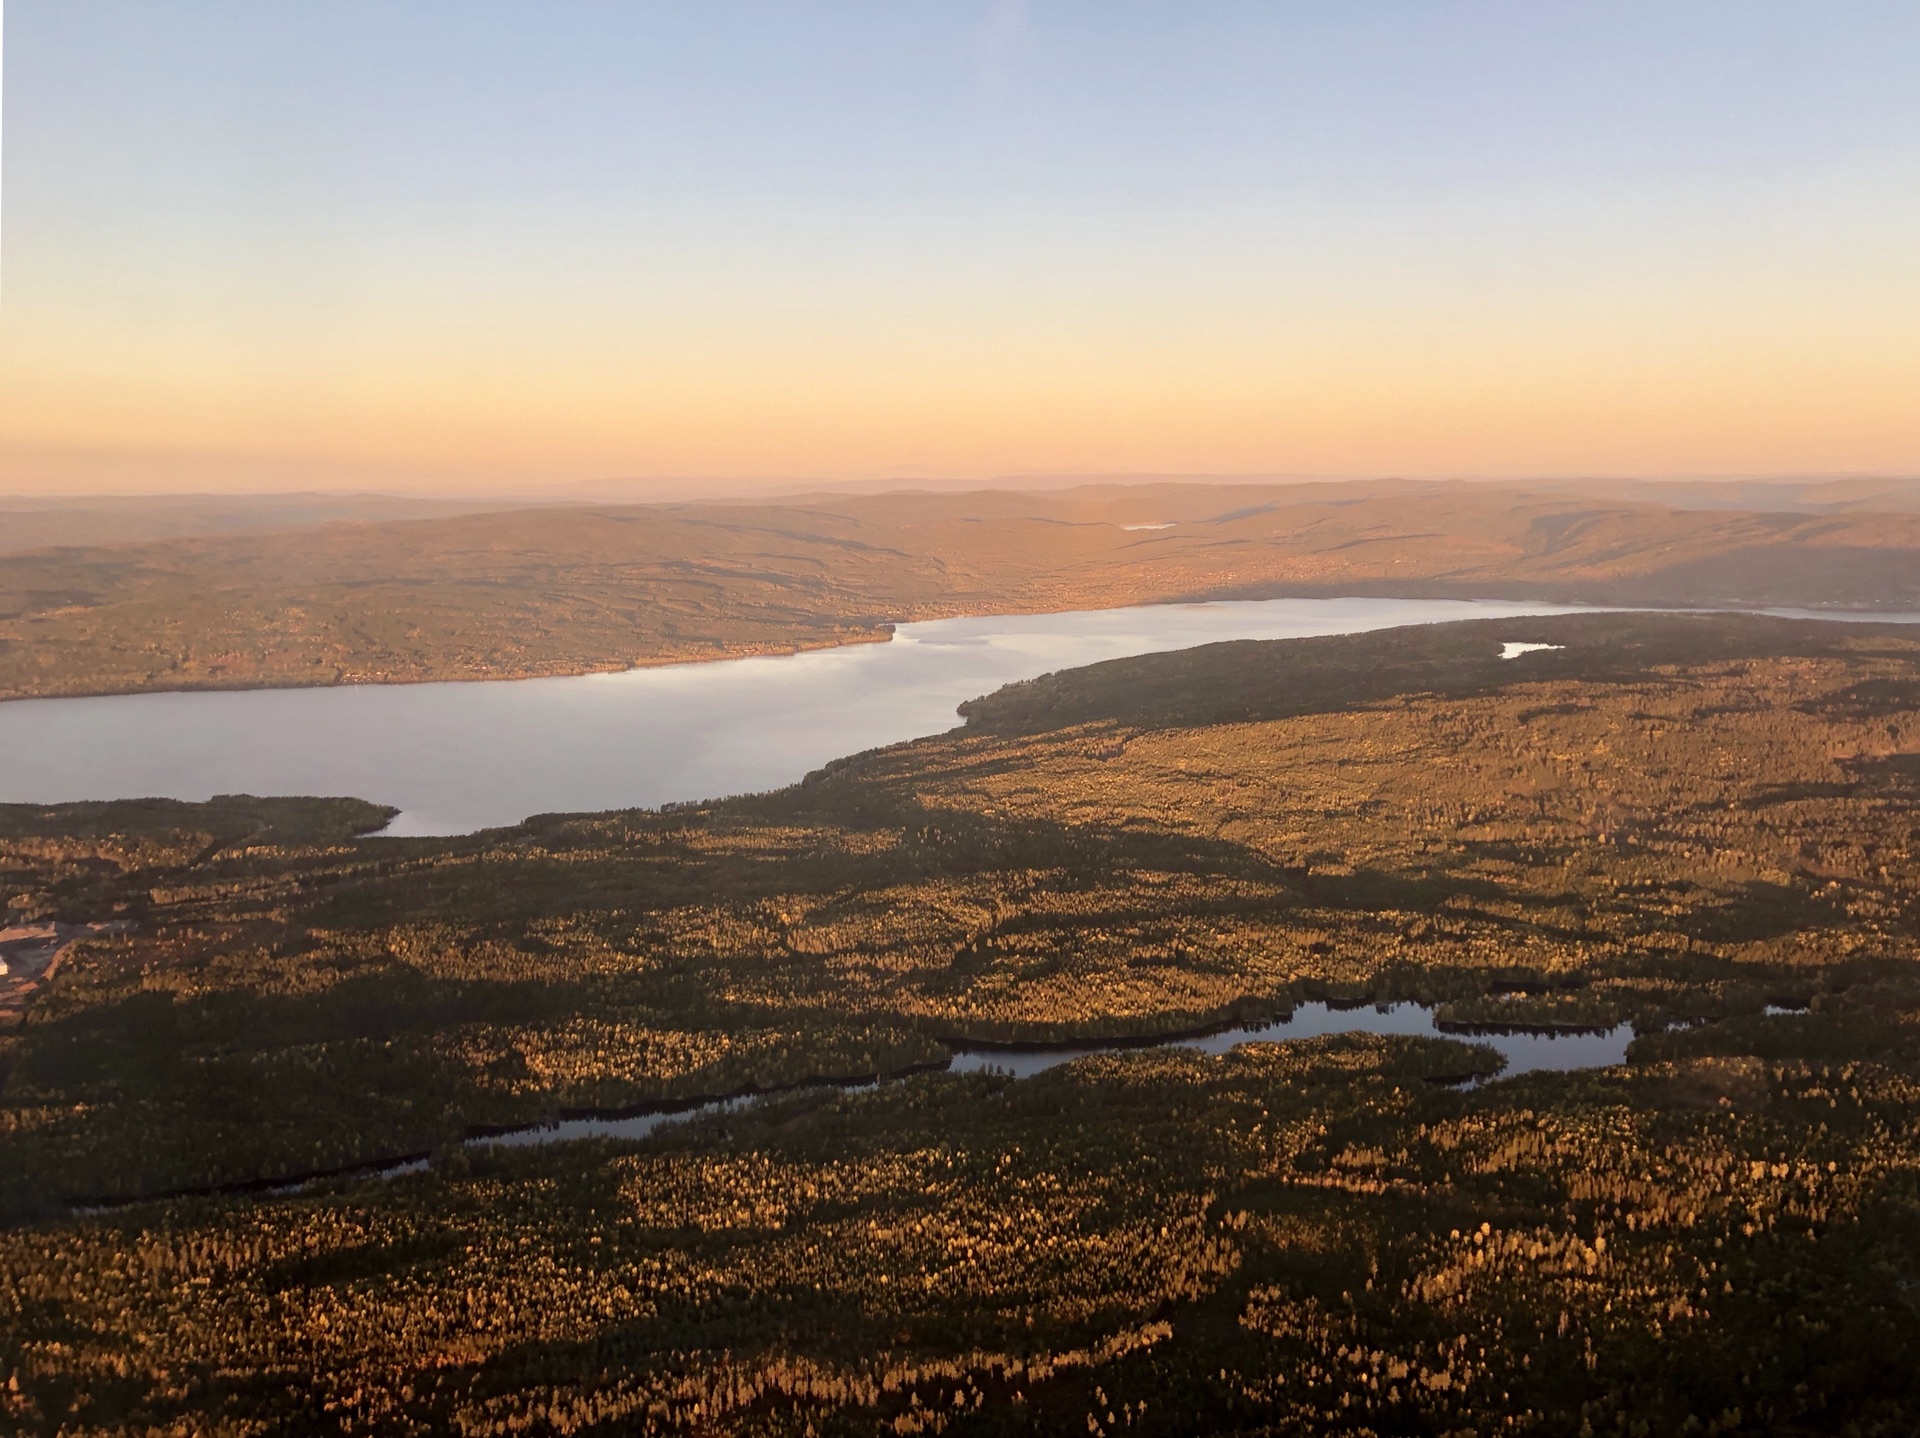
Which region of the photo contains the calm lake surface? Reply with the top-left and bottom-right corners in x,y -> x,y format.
254,998 -> 1631,1194
0,596 -> 1607,834
947,1001 -> 1634,1080
474,1001 -> 1633,1154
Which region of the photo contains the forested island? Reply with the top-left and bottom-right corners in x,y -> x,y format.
4,610 -> 1919,1434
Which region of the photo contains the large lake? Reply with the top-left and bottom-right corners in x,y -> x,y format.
6,597 -> 1902,836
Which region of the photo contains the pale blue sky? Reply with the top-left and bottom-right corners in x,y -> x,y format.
4,2 -> 1918,491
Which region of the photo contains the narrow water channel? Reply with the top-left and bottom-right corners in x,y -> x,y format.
469,1002 -> 1632,1156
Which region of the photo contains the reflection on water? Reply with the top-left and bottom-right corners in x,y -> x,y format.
480,1095 -> 763,1151
947,1001 -> 1632,1080
476,1001 -> 1632,1153
0,597 -> 1603,834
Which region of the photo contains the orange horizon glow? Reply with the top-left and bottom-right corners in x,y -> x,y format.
2,5 -> 1917,498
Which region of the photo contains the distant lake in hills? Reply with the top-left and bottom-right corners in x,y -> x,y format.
2,596 -> 1896,836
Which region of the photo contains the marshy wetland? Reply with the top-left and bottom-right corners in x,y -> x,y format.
4,609 -> 1920,1435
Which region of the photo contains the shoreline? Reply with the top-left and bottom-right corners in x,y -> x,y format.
7,592 -> 1914,708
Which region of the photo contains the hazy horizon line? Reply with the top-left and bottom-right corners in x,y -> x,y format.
4,470 -> 1919,508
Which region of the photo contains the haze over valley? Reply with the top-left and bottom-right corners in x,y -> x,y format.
6,4 -> 1920,1434
5,478 -> 1920,703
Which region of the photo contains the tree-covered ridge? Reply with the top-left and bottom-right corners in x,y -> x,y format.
7,481 -> 1920,702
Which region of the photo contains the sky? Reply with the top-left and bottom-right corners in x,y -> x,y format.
1,1 -> 1918,496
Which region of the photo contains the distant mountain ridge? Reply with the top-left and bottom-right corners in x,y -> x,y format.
2,478 -> 1918,702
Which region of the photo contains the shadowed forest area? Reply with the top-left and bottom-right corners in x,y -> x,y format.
10,0 -> 1920,1429
3,611 -> 1919,1433
5,480 -> 1920,701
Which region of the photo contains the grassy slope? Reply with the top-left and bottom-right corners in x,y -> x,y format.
6,481 -> 1920,700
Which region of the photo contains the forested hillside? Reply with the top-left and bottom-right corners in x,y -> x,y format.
6,481 -> 1920,701
3,612 -> 1918,1434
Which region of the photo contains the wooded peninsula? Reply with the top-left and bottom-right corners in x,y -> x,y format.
4,610 -> 1918,1434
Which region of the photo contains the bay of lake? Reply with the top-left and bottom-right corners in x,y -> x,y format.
1,597 -> 1609,834
12,597 -> 1906,836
